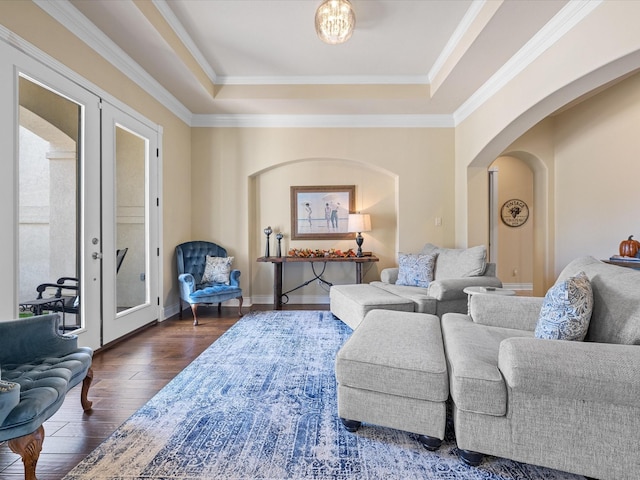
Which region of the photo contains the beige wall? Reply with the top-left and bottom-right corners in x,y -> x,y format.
191,127 -> 455,304
553,72 -> 640,271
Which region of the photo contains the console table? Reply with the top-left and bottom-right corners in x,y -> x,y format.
257,255 -> 379,309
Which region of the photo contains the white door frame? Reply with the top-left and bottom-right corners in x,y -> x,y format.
1,30 -> 163,349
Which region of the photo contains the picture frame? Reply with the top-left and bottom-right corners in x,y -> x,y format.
290,185 -> 356,240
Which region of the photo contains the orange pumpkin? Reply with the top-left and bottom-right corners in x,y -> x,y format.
619,235 -> 640,257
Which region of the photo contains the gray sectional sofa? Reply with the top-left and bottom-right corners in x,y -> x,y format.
335,256 -> 640,480
330,244 -> 503,329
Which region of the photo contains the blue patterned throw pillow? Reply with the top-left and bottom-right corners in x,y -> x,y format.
202,256 -> 234,285
535,271 -> 593,341
396,253 -> 437,288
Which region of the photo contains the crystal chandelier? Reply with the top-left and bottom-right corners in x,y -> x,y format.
315,0 -> 355,45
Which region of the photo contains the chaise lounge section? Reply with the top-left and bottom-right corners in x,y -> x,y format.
330,244 -> 502,329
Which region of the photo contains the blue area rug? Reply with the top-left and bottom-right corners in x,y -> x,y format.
64,310 -> 583,479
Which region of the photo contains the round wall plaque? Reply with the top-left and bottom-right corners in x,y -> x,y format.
501,199 -> 529,227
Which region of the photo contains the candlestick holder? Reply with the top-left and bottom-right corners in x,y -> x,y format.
276,232 -> 283,257
264,226 -> 273,257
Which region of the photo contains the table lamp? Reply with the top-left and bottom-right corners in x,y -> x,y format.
347,213 -> 372,257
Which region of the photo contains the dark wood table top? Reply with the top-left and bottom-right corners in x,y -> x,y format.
257,255 -> 379,263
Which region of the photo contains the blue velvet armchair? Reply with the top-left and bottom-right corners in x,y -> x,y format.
176,241 -> 243,325
0,314 -> 93,480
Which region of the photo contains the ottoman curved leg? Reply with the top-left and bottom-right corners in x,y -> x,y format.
418,434 -> 442,451
459,449 -> 484,466
340,418 -> 362,433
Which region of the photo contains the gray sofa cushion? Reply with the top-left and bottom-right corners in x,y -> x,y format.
558,256 -> 640,345
421,243 -> 487,279
442,313 -> 533,416
369,282 -> 436,314
336,310 -> 448,403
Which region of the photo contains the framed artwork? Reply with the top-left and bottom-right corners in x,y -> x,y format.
290,185 -> 356,240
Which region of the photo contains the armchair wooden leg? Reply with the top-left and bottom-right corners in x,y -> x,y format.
81,367 -> 94,411
178,299 -> 183,319
191,304 -> 199,326
237,296 -> 244,317
8,425 -> 44,480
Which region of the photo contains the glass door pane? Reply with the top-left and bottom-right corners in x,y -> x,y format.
18,76 -> 81,332
115,125 -> 147,313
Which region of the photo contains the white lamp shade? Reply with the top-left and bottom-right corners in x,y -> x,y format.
347,213 -> 371,233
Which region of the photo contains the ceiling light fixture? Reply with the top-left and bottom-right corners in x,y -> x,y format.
315,0 -> 355,45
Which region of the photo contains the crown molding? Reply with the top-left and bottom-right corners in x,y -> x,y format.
428,0 -> 485,84
1,24 -> 161,131
453,0 -> 602,125
217,75 -> 430,86
152,0 -> 218,84
33,0 -> 192,125
191,114 -> 454,128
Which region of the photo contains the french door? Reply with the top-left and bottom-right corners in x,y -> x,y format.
2,37 -> 160,350
101,102 -> 160,344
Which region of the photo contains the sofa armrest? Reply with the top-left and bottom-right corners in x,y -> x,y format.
428,276 -> 503,301
0,380 -> 20,425
469,294 -> 543,331
178,273 -> 196,298
499,337 -> 640,407
380,267 -> 399,284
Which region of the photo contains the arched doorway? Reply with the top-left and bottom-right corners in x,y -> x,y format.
487,150 -> 549,296
489,155 -> 534,294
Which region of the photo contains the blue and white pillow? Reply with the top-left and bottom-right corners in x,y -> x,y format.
535,271 -> 593,341
396,253 -> 437,288
202,256 -> 234,285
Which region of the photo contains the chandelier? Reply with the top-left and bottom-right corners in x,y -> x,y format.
315,0 -> 356,45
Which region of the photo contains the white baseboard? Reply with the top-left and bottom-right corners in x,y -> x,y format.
251,294 -> 330,305
163,296 -> 262,321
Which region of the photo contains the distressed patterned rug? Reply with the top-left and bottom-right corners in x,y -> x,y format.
64,310 -> 583,480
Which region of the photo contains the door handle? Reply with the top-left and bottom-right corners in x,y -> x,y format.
92,252 -> 103,260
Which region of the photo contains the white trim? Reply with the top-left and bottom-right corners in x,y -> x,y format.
453,0 -> 602,124
428,0 -> 486,83
217,75 -> 430,86
251,295 -> 329,305
152,0 -> 218,84
192,114 -> 454,128
32,0 -> 192,125
0,24 -> 168,131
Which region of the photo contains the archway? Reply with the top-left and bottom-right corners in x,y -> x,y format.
249,157 -> 397,306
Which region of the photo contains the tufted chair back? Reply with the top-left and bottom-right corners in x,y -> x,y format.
176,241 -> 228,285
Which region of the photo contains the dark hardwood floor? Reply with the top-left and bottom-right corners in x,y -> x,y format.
0,305 -> 327,480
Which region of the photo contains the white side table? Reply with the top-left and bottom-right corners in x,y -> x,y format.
463,286 -> 516,314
